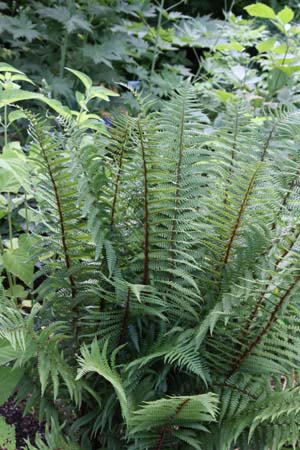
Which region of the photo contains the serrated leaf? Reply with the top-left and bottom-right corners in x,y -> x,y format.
65,14 -> 92,33
245,3 -> 276,19
278,6 -> 294,24
7,13 -> 40,42
0,367 -> 23,406
37,6 -> 69,23
66,67 -> 92,90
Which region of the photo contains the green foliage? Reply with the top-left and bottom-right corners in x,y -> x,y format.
0,416 -> 16,450
3,2 -> 300,449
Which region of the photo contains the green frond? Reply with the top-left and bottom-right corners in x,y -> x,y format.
129,394 -> 218,448
76,339 -> 129,421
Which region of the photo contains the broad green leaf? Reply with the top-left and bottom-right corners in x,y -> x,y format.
66,67 -> 92,90
256,38 -> 275,53
11,73 -> 35,85
8,109 -> 27,124
75,90 -> 86,109
0,63 -> 23,74
279,65 -> 300,74
2,235 -> 36,286
0,89 -> 71,116
245,3 -> 276,19
215,41 -> 244,51
6,284 -> 28,299
40,96 -> 72,116
0,417 -> 16,450
0,367 -> 23,405
0,144 -> 29,193
0,88 -> 42,107
277,6 -> 294,24
272,43 -> 288,54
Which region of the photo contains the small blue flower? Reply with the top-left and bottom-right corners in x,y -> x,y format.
103,116 -> 112,127
127,80 -> 141,90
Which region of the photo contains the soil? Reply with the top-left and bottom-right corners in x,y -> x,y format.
0,398 -> 44,450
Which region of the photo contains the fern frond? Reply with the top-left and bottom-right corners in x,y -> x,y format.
76,339 -> 129,420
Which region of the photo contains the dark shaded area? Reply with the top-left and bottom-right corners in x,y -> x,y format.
0,398 -> 44,450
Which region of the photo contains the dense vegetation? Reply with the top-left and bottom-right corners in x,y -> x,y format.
2,1 -> 300,449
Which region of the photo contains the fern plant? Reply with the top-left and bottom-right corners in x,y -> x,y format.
2,64 -> 300,450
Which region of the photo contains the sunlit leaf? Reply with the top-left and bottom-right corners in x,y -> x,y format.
245,3 -> 276,19
277,6 -> 294,24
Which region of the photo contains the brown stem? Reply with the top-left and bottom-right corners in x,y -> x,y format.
213,382 -> 258,400
260,121 -> 277,162
35,126 -> 77,335
241,226 -> 300,345
154,398 -> 191,450
227,275 -> 300,378
223,166 -> 259,265
155,427 -> 168,450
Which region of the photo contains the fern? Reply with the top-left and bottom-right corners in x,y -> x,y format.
4,76 -> 300,449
